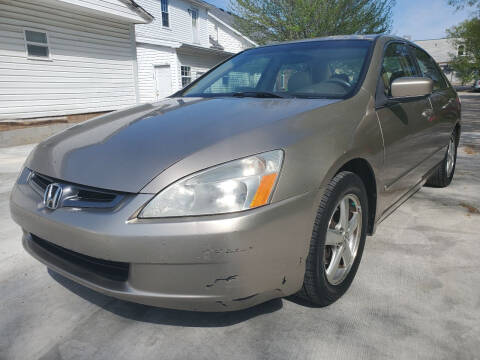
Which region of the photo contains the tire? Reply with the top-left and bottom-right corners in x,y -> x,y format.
297,171 -> 368,307
425,130 -> 458,188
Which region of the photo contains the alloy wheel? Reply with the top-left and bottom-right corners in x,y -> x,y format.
446,136 -> 456,177
324,194 -> 362,285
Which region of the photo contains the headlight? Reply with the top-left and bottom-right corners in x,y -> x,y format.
139,150 -> 284,218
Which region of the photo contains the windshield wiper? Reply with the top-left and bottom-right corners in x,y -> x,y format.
231,91 -> 287,98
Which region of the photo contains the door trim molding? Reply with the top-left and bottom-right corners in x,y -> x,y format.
375,158 -> 443,231
384,145 -> 445,191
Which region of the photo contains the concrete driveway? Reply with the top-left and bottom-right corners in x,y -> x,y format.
1,94 -> 479,360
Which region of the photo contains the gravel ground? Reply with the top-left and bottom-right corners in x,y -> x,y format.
0,93 -> 479,360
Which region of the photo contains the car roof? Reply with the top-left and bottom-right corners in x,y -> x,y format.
255,34 -> 410,49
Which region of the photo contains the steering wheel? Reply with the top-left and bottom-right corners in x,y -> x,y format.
324,78 -> 352,90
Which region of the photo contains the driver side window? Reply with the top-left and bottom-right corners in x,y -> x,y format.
381,43 -> 417,96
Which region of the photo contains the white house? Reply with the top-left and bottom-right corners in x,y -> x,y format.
134,0 -> 257,102
0,0 -> 255,122
0,0 -> 153,121
415,38 -> 463,85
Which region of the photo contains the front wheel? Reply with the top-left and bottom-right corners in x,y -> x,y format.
297,171 -> 368,306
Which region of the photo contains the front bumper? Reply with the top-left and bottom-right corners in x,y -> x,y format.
10,178 -> 315,311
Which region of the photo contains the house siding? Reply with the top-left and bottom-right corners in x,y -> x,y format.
137,43 -> 179,103
415,38 -> 458,64
53,0 -> 147,23
137,45 -> 229,103
134,0 -> 254,102
415,38 -> 462,85
177,50 -> 228,81
0,0 -> 139,120
208,18 -> 251,54
135,0 -> 209,47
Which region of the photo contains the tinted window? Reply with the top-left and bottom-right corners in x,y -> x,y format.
161,0 -> 169,27
181,40 -> 372,99
204,57 -> 269,94
413,47 -> 448,90
381,43 -> 417,96
27,44 -> 49,57
24,30 -> 50,59
25,30 -> 47,43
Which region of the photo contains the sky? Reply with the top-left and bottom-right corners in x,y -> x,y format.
205,0 -> 475,40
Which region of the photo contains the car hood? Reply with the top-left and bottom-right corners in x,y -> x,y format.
26,97 -> 339,193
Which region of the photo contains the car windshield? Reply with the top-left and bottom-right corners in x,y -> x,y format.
180,40 -> 373,99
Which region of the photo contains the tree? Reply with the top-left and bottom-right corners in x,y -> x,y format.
449,56 -> 477,84
230,0 -> 395,45
448,0 -> 480,12
447,17 -> 480,84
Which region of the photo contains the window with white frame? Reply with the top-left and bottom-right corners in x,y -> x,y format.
181,66 -> 192,87
161,0 -> 169,27
189,9 -> 199,44
24,29 -> 50,59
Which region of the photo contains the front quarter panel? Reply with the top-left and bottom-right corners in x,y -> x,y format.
274,87 -> 382,205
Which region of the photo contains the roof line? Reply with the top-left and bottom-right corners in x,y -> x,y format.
414,37 -> 450,42
179,42 -> 234,55
118,0 -> 154,23
254,34 -> 381,49
208,12 -> 257,46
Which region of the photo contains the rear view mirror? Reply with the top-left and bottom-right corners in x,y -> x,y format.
391,77 -> 433,98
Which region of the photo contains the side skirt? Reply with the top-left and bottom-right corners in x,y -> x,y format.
371,160 -> 442,233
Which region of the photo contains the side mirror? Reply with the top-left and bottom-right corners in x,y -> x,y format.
391,77 -> 433,98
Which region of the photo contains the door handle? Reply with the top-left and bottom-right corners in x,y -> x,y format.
422,109 -> 435,122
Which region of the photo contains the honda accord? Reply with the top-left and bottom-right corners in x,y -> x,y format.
10,35 -> 461,311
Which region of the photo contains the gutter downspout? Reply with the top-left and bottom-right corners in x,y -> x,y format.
130,24 -> 140,104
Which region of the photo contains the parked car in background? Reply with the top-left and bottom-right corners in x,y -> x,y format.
10,35 -> 461,311
473,79 -> 480,92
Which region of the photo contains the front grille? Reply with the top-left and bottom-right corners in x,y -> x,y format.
29,172 -> 50,192
31,235 -> 129,282
28,171 -> 124,209
76,189 -> 116,203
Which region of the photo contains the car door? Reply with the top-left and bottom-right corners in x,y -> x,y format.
375,42 -> 434,215
411,46 -> 456,160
